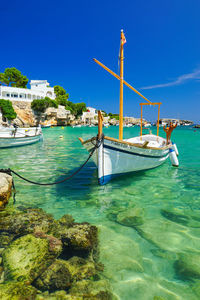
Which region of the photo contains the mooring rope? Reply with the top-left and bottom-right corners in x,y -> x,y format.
0,134 -> 104,202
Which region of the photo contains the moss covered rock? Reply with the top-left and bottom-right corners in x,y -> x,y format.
34,259 -> 71,291
0,281 -> 37,300
0,207 -> 55,238
36,290 -> 82,299
62,256 -> 98,282
0,233 -> 15,248
2,234 -> 62,282
61,223 -> 98,258
50,214 -> 75,239
69,279 -> 113,300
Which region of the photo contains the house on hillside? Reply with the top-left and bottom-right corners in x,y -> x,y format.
81,107 -> 98,124
0,80 -> 56,102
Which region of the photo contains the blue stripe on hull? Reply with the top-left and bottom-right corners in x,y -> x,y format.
0,137 -> 42,149
104,144 -> 168,158
98,165 -> 167,185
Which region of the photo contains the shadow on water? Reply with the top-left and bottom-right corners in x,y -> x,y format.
54,161 -> 97,199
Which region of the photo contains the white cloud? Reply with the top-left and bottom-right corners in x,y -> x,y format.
141,68 -> 200,90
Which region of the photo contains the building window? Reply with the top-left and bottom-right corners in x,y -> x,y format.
6,94 -> 10,97
11,94 -> 18,98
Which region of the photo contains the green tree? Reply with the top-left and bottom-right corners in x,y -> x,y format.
108,113 -> 119,120
64,101 -> 86,117
56,95 -> 68,107
54,85 -> 69,99
0,68 -> 28,88
0,99 -> 17,120
65,101 -> 76,115
74,102 -> 87,117
31,97 -> 58,113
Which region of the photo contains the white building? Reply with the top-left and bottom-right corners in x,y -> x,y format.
0,80 -> 56,102
82,107 -> 98,123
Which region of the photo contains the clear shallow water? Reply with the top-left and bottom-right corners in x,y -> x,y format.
1,126 -> 200,299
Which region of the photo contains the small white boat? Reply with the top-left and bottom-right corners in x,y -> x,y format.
72,125 -> 82,128
144,123 -> 151,127
81,133 -> 171,185
79,30 -> 179,185
0,127 -> 43,148
124,123 -> 133,127
41,124 -> 51,128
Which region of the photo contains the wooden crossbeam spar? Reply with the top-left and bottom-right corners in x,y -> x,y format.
93,58 -> 152,104
139,102 -> 162,106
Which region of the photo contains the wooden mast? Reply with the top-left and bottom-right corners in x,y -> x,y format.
119,30 -> 125,140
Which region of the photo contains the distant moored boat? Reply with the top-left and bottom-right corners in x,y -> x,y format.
0,126 -> 43,148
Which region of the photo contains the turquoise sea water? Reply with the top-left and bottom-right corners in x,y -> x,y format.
1,126 -> 200,299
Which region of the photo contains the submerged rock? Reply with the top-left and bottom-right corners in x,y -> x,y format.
34,259 -> 71,292
61,223 -> 98,258
2,233 -> 62,282
0,281 -> 37,300
50,214 -> 75,239
0,173 -> 12,209
0,207 -> 55,239
161,208 -> 200,228
0,207 -> 106,298
99,226 -> 143,282
62,256 -> 98,282
174,252 -> 200,279
134,218 -> 200,253
116,207 -> 144,227
36,290 -> 81,299
151,249 -> 177,261
69,279 -> 113,300
0,233 -> 15,248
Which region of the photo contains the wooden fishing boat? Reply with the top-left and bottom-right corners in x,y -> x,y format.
0,126 -> 43,148
79,30 -> 179,185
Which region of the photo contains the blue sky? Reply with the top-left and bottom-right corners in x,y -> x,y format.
1,0 -> 200,122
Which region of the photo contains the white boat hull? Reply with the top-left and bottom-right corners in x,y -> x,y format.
82,134 -> 170,185
0,127 -> 43,148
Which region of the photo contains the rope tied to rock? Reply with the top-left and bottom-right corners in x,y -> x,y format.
0,134 -> 104,202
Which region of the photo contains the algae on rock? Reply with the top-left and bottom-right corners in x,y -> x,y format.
34,259 -> 71,292
61,223 -> 98,258
3,234 -> 62,282
0,281 -> 37,300
0,207 -> 55,238
69,279 -> 114,300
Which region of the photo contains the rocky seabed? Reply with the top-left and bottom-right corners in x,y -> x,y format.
0,205 -> 116,300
